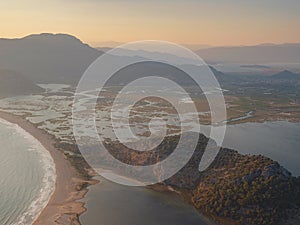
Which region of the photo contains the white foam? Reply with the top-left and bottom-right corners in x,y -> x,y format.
0,118 -> 56,225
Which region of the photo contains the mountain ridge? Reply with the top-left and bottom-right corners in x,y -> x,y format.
271,70 -> 300,79
196,44 -> 300,64
0,33 -> 103,84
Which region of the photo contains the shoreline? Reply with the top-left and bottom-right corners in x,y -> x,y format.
0,117 -> 56,225
0,111 -> 98,225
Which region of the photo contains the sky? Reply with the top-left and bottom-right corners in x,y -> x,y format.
0,0 -> 300,47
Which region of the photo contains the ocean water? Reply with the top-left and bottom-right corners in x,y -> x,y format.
0,119 -> 56,225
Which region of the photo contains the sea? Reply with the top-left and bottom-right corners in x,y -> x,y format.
0,119 -> 56,225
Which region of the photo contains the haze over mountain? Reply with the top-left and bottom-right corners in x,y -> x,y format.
196,44 -> 300,64
0,33 -> 102,84
97,43 -> 211,52
0,33 -> 299,90
271,70 -> 300,80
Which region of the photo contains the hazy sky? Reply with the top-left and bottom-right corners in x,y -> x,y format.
1,0 -> 300,46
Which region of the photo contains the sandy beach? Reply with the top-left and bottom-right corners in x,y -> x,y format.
0,111 -> 98,225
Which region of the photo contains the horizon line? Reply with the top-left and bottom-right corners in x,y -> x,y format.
1,32 -> 300,49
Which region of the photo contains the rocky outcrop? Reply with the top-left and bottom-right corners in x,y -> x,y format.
106,132 -> 300,225
262,163 -> 292,179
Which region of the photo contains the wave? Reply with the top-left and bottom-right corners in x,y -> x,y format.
0,118 -> 56,225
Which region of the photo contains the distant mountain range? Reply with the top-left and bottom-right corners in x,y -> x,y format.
0,33 -> 299,98
271,70 -> 300,80
97,42 -> 300,65
196,44 -> 300,64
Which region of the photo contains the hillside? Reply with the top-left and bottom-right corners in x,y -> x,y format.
105,133 -> 300,225
0,33 -> 103,84
0,70 -> 44,98
191,147 -> 300,225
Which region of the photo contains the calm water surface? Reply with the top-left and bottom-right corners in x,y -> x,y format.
81,121 -> 300,225
80,178 -> 215,225
223,121 -> 300,176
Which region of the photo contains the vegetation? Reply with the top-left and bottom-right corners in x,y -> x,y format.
59,131 -> 300,224
191,148 -> 300,225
